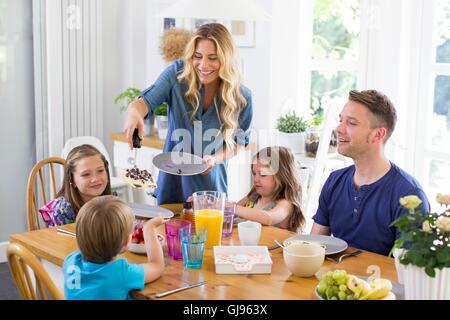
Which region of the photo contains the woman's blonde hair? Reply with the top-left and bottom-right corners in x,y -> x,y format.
76,195 -> 134,264
57,144 -> 112,215
178,23 -> 247,148
247,146 -> 305,232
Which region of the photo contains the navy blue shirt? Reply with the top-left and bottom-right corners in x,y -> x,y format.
141,60 -> 253,204
313,162 -> 430,256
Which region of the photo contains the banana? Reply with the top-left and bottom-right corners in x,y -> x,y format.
346,275 -> 372,299
380,291 -> 396,300
360,278 -> 393,300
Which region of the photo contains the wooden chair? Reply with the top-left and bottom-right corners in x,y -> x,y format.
26,157 -> 65,231
7,243 -> 64,300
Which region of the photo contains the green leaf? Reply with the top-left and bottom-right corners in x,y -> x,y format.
425,266 -> 436,278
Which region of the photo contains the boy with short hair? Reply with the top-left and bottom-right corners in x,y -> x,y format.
63,195 -> 165,299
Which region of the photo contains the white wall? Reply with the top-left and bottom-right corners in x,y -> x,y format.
0,1 -> 35,252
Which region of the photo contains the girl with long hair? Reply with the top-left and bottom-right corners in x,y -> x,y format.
39,144 -> 112,227
236,146 -> 305,232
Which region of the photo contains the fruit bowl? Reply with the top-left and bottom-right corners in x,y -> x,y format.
315,270 -> 399,300
128,234 -> 165,255
128,218 -> 165,254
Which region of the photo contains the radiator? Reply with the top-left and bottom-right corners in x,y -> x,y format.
34,0 -> 103,159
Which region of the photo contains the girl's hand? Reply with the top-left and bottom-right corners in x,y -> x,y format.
202,155 -> 217,175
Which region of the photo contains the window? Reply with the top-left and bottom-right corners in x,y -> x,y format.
304,0 -> 362,118
415,0 -> 450,211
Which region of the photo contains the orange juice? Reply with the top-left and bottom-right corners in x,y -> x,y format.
195,209 -> 223,247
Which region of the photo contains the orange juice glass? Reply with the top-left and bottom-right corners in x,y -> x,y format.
193,191 -> 225,247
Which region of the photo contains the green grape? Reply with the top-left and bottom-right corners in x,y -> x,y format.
339,284 -> 347,292
330,296 -> 338,300
319,282 -> 327,294
337,277 -> 347,285
347,294 -> 355,300
326,287 -> 334,300
338,291 -> 347,300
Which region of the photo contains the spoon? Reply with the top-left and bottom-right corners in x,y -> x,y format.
274,239 -> 287,250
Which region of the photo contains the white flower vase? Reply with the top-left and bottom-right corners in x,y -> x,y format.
402,264 -> 450,299
277,131 -> 305,154
393,248 -> 406,284
156,115 -> 168,140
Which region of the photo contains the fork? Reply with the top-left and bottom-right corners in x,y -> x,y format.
326,250 -> 363,263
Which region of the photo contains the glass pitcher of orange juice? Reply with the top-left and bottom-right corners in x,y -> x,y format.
192,191 -> 225,247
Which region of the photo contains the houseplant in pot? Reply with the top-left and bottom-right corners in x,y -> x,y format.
276,111 -> 308,154
390,194 -> 450,299
154,102 -> 168,140
114,87 -> 154,136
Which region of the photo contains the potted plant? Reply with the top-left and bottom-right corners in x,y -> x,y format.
114,87 -> 154,136
276,111 -> 308,154
390,194 -> 450,299
154,102 -> 168,140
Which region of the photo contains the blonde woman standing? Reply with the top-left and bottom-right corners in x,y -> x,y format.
123,23 -> 253,204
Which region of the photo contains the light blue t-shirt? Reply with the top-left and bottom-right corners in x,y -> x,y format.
63,251 -> 145,300
141,59 -> 253,204
313,162 -> 430,256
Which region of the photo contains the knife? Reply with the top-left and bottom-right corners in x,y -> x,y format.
154,281 -> 206,298
132,128 -> 142,167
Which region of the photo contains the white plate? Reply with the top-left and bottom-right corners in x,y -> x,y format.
129,202 -> 174,219
152,152 -> 208,176
283,234 -> 348,255
315,276 -> 404,300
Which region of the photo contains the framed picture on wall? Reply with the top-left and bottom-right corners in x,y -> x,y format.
228,21 -> 255,47
170,18 -> 255,48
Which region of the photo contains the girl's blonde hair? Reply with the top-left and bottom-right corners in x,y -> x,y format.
247,146 -> 305,232
178,23 -> 247,148
76,195 -> 134,264
57,144 -> 112,215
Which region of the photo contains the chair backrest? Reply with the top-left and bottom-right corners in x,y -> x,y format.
26,157 -> 66,231
7,243 -> 64,300
304,97 -> 344,232
61,136 -> 113,176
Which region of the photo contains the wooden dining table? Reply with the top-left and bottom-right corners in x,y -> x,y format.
9,219 -> 400,300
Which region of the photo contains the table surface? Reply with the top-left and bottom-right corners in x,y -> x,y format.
9,220 -> 399,300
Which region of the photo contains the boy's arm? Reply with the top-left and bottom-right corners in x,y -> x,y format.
236,199 -> 293,226
142,216 -> 166,283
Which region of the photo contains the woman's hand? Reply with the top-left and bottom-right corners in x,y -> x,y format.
123,98 -> 148,150
202,154 -> 217,175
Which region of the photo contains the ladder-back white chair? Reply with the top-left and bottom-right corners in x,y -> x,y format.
61,136 -> 133,202
303,97 -> 348,233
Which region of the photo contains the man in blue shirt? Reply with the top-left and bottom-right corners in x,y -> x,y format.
311,90 -> 430,256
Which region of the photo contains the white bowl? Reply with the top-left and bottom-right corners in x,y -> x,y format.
283,242 -> 325,277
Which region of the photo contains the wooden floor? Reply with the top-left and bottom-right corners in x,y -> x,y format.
0,262 -> 21,300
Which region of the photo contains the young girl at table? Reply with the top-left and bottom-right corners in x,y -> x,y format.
63,195 -> 165,300
235,146 -> 305,232
39,144 -> 112,227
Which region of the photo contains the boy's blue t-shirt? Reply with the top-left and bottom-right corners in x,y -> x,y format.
312,162 -> 430,256
63,251 -> 145,300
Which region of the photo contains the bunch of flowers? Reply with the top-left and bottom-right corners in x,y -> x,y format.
391,194 -> 450,277
159,28 -> 193,62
